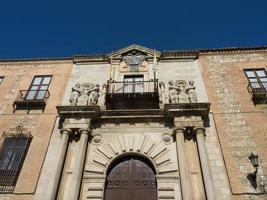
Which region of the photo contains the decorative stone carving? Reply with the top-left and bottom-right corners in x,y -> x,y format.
4,125 -> 31,135
161,133 -> 173,144
98,83 -> 107,105
122,50 -> 146,72
159,81 -> 168,104
70,83 -> 82,106
168,80 -> 179,103
168,80 -> 197,103
186,80 -> 197,103
69,83 -> 100,106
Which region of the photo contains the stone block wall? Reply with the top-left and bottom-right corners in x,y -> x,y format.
199,52 -> 267,199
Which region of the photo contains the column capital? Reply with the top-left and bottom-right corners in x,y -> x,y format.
78,128 -> 92,135
60,128 -> 72,135
173,127 -> 186,135
194,127 -> 206,136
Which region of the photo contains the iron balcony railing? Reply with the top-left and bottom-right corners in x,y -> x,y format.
14,89 -> 50,102
106,79 -> 158,94
247,81 -> 267,103
13,90 -> 50,112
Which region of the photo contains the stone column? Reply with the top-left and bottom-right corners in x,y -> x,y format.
66,128 -> 91,200
195,127 -> 216,200
174,127 -> 193,200
49,128 -> 71,200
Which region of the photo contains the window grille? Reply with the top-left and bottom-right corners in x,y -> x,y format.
0,126 -> 32,193
245,68 -> 267,104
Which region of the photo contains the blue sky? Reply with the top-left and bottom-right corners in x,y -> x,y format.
0,0 -> 267,58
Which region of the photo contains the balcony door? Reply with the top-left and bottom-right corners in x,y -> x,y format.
124,75 -> 144,93
104,156 -> 157,200
26,75 -> 52,100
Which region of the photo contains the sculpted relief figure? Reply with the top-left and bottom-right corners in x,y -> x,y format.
88,84 -> 100,105
159,81 -> 168,104
98,83 -> 107,105
186,81 -> 197,103
168,81 -> 179,103
69,83 -> 100,106
70,83 -> 82,106
167,80 -> 197,103
176,80 -> 189,103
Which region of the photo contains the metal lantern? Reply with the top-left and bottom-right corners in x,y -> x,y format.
249,152 -> 259,168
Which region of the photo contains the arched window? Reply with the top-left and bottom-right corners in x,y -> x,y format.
104,155 -> 157,200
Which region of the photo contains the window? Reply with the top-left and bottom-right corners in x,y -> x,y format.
245,68 -> 267,103
0,76 -> 4,85
245,69 -> 267,89
0,127 -> 32,193
26,75 -> 52,100
123,75 -> 144,93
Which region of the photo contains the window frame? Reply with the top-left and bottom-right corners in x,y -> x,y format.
0,130 -> 32,193
123,74 -> 144,93
25,75 -> 52,100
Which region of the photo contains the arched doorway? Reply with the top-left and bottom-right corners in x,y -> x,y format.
104,155 -> 157,200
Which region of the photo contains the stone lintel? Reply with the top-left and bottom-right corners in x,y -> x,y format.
57,105 -> 100,128
164,103 -> 210,120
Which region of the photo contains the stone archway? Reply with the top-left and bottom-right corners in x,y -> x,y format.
104,155 -> 157,200
81,134 -> 180,200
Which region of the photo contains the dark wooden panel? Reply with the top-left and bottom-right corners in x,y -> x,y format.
104,156 -> 157,200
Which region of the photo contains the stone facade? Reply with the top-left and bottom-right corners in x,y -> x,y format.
0,45 -> 267,200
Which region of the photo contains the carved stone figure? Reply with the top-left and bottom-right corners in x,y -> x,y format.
88,84 -> 100,105
70,83 -> 82,106
99,83 -> 107,105
70,83 -> 100,106
176,80 -> 189,103
159,81 -> 167,104
168,81 -> 179,103
186,81 -> 197,103
168,80 -> 197,103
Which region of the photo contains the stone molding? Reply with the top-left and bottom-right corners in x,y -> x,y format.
81,134 -> 179,200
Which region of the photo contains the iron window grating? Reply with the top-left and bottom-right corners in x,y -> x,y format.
0,131 -> 32,193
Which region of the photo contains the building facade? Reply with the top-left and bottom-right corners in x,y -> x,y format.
0,45 -> 266,200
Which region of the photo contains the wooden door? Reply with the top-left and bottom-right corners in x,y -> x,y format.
104,156 -> 157,200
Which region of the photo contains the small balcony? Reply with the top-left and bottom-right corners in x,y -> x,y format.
247,82 -> 267,104
13,90 -> 50,112
105,80 -> 159,109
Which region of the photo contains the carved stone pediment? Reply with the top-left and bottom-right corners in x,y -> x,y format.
110,44 -> 161,59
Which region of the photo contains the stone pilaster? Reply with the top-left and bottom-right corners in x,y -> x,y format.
195,127 -> 216,200
48,128 -> 71,200
174,125 -> 193,200
66,128 -> 91,200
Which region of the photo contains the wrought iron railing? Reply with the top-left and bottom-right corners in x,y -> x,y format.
13,90 -> 50,112
14,90 -> 50,102
247,82 -> 267,103
106,80 -> 158,94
